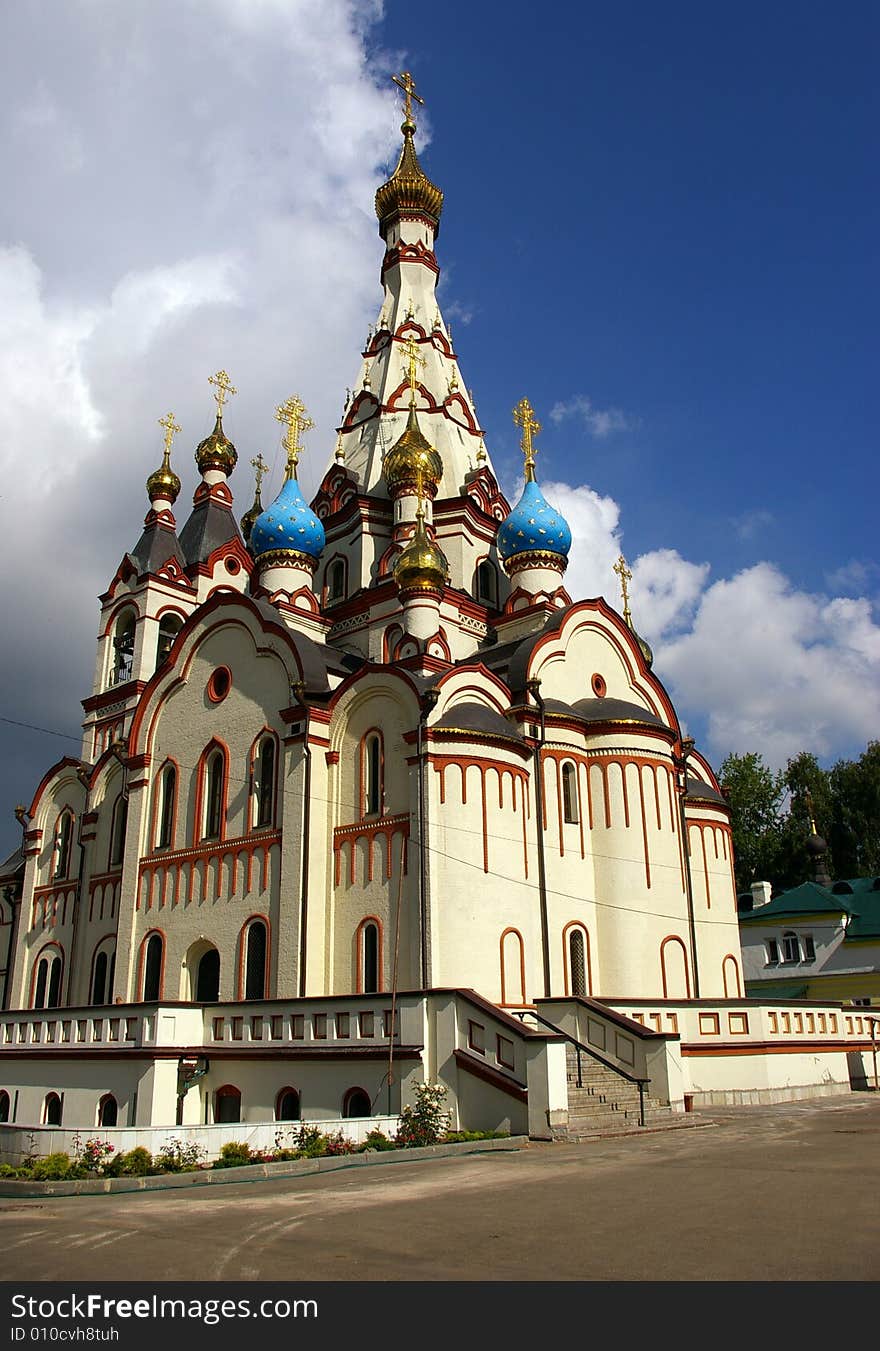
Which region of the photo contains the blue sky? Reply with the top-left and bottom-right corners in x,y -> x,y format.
0,1 -> 877,857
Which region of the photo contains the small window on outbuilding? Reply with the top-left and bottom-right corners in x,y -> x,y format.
342,1087 -> 372,1119
782,932 -> 800,964
765,938 -> 780,966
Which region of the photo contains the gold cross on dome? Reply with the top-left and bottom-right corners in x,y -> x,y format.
401,332 -> 426,407
513,397 -> 541,482
276,395 -> 314,479
208,369 -> 237,417
392,71 -> 424,124
250,453 -> 269,496
158,411 -> 181,458
613,554 -> 633,627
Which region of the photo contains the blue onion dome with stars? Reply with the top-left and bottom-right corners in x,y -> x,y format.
498,397 -> 572,566
497,479 -> 572,562
249,477 -> 325,561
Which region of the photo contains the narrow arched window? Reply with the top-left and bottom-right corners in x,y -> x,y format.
92,951 -> 108,1005
156,614 -> 182,669
476,560 -> 498,608
343,1087 -> 371,1118
362,922 -> 379,994
569,929 -> 587,997
215,1084 -> 241,1124
54,811 -> 74,881
98,1094 -> 118,1127
44,1092 -> 63,1126
109,795 -> 127,868
0,1091 -> 9,1123
196,948 -> 220,1002
142,933 -> 163,1001
327,559 -> 346,603
157,765 -> 176,849
244,921 -> 267,1000
363,733 -> 382,817
203,751 -> 225,840
275,1087 -> 301,1121
111,611 -> 135,685
34,952 -> 63,1009
255,739 -> 275,829
562,763 -> 579,824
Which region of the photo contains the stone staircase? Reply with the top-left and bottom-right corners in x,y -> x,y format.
560,1044 -> 692,1140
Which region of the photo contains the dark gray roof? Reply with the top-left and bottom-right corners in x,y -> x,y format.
505,607 -> 573,693
0,845 -> 23,882
179,499 -> 243,567
129,523 -> 186,576
571,697 -> 667,729
685,775 -> 727,806
434,702 -> 523,741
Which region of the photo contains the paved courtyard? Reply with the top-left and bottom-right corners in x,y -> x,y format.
2,1094 -> 878,1282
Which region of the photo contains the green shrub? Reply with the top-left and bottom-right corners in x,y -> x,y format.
213,1142 -> 254,1169
396,1082 -> 450,1147
322,1130 -> 356,1157
30,1152 -> 74,1180
292,1125 -> 328,1158
118,1147 -> 153,1176
269,1149 -> 302,1162
359,1129 -> 397,1152
154,1138 -> 206,1173
0,1162 -> 20,1177
444,1130 -> 510,1143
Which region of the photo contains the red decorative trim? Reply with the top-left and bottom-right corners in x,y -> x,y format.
333,814 -> 410,888
29,940 -> 66,1009
499,927 -> 526,1006
660,935 -> 691,999
722,953 -> 743,998
236,914 -> 271,1000
136,929 -> 166,1000
206,666 -> 232,703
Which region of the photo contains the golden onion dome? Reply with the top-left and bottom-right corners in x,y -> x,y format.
393,511 -> 448,593
195,414 -> 238,477
375,118 -> 444,238
384,405 -> 443,496
240,488 -> 263,545
146,455 -> 181,506
635,630 -> 654,669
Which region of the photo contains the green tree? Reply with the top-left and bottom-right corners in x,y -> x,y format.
718,752 -> 785,893
828,741 -> 880,878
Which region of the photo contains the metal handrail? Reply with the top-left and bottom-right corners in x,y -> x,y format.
512,1008 -> 648,1126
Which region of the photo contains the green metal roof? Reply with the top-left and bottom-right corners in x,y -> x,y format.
744,980 -> 809,999
739,882 -> 845,923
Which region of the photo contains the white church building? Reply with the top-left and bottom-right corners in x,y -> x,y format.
0,76 -> 873,1155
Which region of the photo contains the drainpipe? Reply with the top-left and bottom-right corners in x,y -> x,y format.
525,678 -> 551,997
416,688 -> 440,988
291,683 -> 311,998
675,737 -> 700,998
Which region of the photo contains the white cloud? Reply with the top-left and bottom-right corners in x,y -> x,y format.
631,549 -> 710,640
657,563 -> 880,767
549,394 -> 633,438
731,507 -> 774,541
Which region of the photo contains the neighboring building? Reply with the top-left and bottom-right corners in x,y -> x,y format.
740,876 -> 880,1005
0,75 -> 874,1151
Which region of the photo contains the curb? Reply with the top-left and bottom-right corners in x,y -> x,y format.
0,1135 -> 529,1198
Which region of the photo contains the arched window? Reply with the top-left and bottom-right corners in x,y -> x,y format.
342,1087 -> 372,1119
326,558 -> 346,604
203,750 -> 225,840
476,560 -> 498,608
98,1094 -> 118,1128
275,1087 -> 301,1122
215,1084 -> 241,1124
361,921 -> 379,994
196,948 -> 220,1002
362,732 -> 383,818
142,933 -> 164,1001
92,950 -> 109,1005
33,950 -> 63,1009
109,795 -> 128,869
244,920 -> 267,1000
156,613 -> 182,669
43,1092 -> 63,1126
569,929 -> 588,997
54,811 -> 74,881
111,611 -> 136,685
156,764 -> 176,849
562,762 -> 579,824
254,738 -> 276,829
0,1090 -> 10,1123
